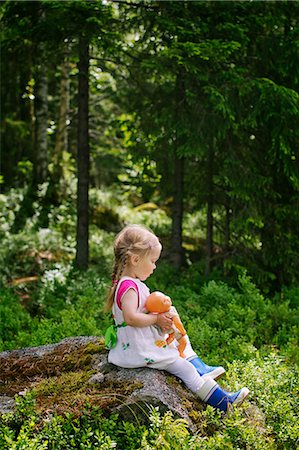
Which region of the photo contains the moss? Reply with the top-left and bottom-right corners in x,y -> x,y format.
34,377 -> 144,418
165,374 -> 182,387
83,340 -> 106,354
182,397 -> 196,411
181,396 -> 206,429
0,339 -> 104,396
0,338 -> 148,418
34,370 -> 94,397
62,340 -> 105,371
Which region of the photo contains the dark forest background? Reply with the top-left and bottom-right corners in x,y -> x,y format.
1,0 -> 298,291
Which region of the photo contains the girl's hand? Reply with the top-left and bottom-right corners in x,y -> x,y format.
156,313 -> 173,332
122,289 -> 174,329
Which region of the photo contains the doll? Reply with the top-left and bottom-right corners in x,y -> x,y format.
145,291 -> 187,358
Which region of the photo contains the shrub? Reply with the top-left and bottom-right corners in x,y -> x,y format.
0,288 -> 34,351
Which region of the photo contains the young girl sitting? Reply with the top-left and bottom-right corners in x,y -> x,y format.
105,224 -> 249,412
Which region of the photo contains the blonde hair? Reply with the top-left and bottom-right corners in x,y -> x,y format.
104,224 -> 160,312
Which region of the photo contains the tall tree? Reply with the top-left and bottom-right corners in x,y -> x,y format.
205,140 -> 215,277
76,36 -> 90,269
170,72 -> 186,268
34,47 -> 48,186
1,0 -> 115,268
53,55 -> 71,193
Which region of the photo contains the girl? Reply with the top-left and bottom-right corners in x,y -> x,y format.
105,224 -> 249,412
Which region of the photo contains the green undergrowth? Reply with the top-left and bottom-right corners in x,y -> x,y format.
148,266 -> 299,366
0,350 -> 298,449
0,267 -> 298,448
1,267 -> 298,367
0,269 -> 111,351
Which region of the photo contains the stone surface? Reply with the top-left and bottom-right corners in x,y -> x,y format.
90,353 -> 202,428
0,395 -> 15,414
0,336 -> 203,430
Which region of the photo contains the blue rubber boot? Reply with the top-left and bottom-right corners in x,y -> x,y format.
188,356 -> 225,380
197,377 -> 249,413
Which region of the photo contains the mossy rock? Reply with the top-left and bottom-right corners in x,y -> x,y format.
0,336 -> 205,430
0,337 -> 255,433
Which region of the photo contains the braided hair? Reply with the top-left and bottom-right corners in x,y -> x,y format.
104,224 -> 160,312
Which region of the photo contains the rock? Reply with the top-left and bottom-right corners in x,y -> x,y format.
89,352 -> 203,430
0,336 -> 204,430
0,395 -> 15,414
88,372 -> 105,384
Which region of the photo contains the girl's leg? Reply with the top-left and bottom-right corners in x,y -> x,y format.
166,358 -> 249,413
183,335 -> 225,380
181,335 -> 197,360
166,357 -> 206,392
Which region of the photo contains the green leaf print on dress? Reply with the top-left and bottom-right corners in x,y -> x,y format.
145,357 -> 155,364
122,342 -> 130,350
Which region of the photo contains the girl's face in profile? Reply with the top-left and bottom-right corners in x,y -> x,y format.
134,244 -> 162,281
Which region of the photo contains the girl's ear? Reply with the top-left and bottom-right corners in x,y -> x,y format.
130,254 -> 140,266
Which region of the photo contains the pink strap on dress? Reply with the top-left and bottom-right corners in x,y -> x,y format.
116,280 -> 139,310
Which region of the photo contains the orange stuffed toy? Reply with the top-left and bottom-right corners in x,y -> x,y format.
145,291 -> 187,358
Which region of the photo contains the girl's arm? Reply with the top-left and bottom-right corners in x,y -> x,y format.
122,289 -> 173,329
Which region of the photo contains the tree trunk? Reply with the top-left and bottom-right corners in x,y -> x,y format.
205,140 -> 215,278
54,59 -> 70,163
76,37 -> 90,270
223,201 -> 231,276
170,73 -> 185,268
53,56 -> 71,199
34,53 -> 48,186
170,154 -> 184,268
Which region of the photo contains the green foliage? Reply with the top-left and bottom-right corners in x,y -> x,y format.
0,188 -> 77,285
227,355 -> 299,450
1,354 -> 298,450
0,268 -> 112,351
0,288 -> 34,351
2,0 -> 299,291
0,183 -> 298,448
139,407 -> 190,450
0,189 -> 25,239
155,271 -> 299,366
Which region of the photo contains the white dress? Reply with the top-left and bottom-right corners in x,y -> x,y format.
108,276 -> 179,369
